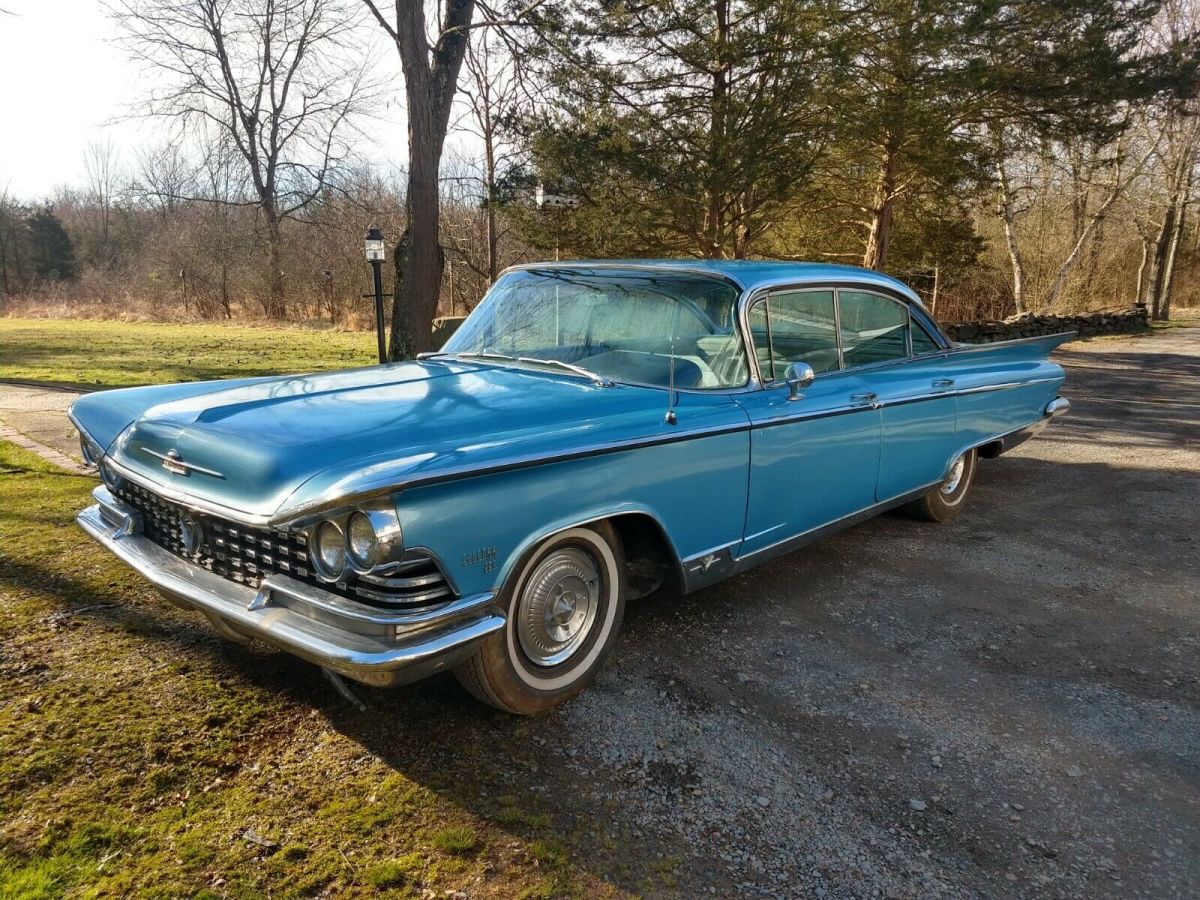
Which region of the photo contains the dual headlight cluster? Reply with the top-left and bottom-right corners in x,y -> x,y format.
308,506 -> 404,583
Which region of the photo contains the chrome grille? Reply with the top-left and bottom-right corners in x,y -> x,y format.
114,482 -> 454,610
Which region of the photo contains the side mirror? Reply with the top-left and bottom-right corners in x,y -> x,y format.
784,361 -> 815,400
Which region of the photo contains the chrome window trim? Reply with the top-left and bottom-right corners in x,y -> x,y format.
909,316 -> 943,357
743,286 -> 841,386
498,261 -> 748,292
741,282 -> 933,388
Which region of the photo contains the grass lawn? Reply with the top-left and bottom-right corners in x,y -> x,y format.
0,440 -> 623,898
0,319 -> 379,390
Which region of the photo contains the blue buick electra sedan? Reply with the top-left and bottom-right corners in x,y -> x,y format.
71,261 -> 1071,713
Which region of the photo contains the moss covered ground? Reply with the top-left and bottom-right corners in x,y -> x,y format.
0,440 -> 625,898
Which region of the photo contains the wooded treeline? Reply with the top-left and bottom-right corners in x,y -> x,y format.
2,0 -> 1198,337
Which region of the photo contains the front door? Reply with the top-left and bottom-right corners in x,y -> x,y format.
736,288 -> 882,558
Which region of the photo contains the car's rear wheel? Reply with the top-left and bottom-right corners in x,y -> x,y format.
454,523 -> 626,714
902,448 -> 978,522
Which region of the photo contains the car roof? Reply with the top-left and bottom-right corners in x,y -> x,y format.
510,259 -> 925,306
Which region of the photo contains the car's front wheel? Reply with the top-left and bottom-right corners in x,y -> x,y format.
902,448 -> 978,522
454,523 -> 626,714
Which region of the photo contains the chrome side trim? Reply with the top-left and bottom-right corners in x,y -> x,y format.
79,373 -> 1063,529
732,481 -> 941,571
953,377 -> 1061,396
77,502 -> 503,688
680,544 -> 738,592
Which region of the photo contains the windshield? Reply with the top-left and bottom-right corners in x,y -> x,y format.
443,268 -> 749,389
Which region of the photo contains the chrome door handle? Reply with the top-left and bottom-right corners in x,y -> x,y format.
850,391 -> 880,409
932,378 -> 955,389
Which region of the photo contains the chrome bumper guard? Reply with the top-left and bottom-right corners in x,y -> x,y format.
78,486 -> 503,687
1044,397 -> 1070,418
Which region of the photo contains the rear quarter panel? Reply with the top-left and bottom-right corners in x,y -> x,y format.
947,335 -> 1069,453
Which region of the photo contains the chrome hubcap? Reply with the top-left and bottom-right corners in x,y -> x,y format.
517,547 -> 601,667
941,454 -> 966,495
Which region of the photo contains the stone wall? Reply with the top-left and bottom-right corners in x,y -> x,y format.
943,306 -> 1149,343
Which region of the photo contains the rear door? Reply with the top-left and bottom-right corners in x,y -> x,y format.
836,289 -> 958,501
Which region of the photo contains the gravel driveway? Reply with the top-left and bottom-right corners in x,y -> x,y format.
3,324 -> 1197,898
336,322 -> 1200,899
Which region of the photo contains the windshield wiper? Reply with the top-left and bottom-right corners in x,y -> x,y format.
439,350 -> 613,387
516,356 -> 614,387
456,350 -> 519,362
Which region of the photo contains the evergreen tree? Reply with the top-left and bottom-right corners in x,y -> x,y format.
519,0 -> 846,259
26,207 -> 77,282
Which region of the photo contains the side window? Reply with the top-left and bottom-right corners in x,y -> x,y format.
749,290 -> 839,381
911,319 -> 941,354
838,290 -> 909,367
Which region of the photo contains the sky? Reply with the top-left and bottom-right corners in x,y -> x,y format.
0,0 -> 422,201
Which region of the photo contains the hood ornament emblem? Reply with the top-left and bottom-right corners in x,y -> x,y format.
142,447 -> 226,479
162,449 -> 190,476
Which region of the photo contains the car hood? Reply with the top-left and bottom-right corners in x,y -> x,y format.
74,360 -> 717,523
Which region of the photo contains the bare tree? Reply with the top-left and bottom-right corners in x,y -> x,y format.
132,142 -> 196,220
111,0 -> 373,318
457,26 -> 523,284
83,139 -> 121,269
362,0 -> 476,358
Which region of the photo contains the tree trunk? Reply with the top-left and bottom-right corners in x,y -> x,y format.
1148,135 -> 1195,321
1134,235 -> 1151,305
390,125 -> 445,358
1149,204 -> 1176,321
485,155 -> 498,284
703,0 -> 730,259
372,0 -> 475,360
264,208 -> 286,319
995,156 -> 1027,314
863,138 -> 900,271
1159,168 -> 1191,321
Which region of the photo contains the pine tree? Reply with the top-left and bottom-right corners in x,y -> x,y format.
26,207 -> 77,282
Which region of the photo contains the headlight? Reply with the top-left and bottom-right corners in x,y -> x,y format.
99,458 -> 124,491
311,520 -> 346,582
345,507 -> 404,575
79,434 -> 102,466
346,512 -> 379,570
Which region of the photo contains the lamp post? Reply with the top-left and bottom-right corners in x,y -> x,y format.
364,227 -> 387,363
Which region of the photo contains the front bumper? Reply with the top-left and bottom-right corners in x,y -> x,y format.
77,487 -> 503,687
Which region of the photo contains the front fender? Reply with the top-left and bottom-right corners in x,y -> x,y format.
393,428 -> 751,598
